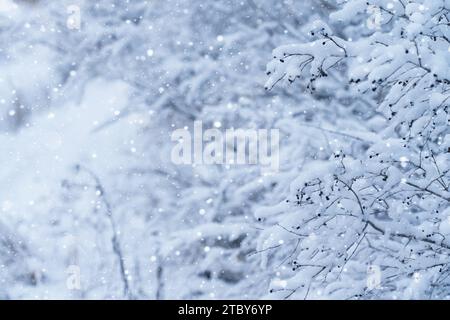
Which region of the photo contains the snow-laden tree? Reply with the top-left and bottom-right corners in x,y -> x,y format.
263,0 -> 449,299
1,0 -> 340,299
7,0 -> 444,300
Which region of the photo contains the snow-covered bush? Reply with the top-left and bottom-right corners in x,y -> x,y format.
263,0 -> 449,299
2,0 -> 447,300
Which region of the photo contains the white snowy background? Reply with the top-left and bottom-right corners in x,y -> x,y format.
0,0 -> 448,299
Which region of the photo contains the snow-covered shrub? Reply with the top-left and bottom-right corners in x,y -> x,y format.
263,0 -> 449,299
